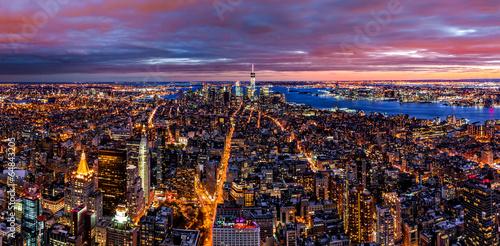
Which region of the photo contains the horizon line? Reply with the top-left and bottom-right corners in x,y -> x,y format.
1,78 -> 500,84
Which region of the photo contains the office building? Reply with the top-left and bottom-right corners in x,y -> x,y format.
376,205 -> 395,246
235,81 -> 242,97
213,216 -> 260,246
126,128 -> 151,204
126,165 -> 144,219
383,192 -> 402,242
346,185 -> 375,243
247,64 -> 256,100
106,205 -> 138,246
66,151 -> 102,219
22,189 -> 44,246
462,179 -> 498,245
139,206 -> 173,245
403,222 -> 419,246
70,205 -> 96,245
98,148 -> 128,216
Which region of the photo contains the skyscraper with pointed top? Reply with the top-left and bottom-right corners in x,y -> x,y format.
126,125 -> 150,205
66,151 -> 102,218
247,64 -> 256,99
139,126 -> 150,204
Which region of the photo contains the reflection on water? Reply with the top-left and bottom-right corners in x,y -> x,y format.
271,86 -> 499,123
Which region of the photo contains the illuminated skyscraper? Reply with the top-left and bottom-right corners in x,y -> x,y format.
106,205 -> 138,246
376,205 -> 395,246
65,151 -> 102,219
139,130 -> 150,204
70,205 -> 96,245
403,222 -> 419,246
202,82 -> 209,101
346,185 -> 375,244
127,127 -> 150,204
98,148 -> 128,216
22,189 -> 44,246
261,85 -> 270,97
223,85 -> 231,105
247,64 -> 256,99
126,165 -> 144,219
462,179 -> 498,245
234,81 -> 242,97
383,192 -> 402,242
244,189 -> 255,207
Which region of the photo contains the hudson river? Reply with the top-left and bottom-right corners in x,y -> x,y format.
271,86 -> 498,123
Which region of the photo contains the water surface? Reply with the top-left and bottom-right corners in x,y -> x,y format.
271,86 -> 498,123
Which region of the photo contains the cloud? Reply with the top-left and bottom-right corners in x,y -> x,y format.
0,0 -> 499,81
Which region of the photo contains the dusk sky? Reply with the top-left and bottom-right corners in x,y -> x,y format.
0,0 -> 499,82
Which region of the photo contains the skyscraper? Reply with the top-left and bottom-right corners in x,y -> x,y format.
403,222 -> 419,246
98,148 -> 128,216
22,189 -> 44,246
314,172 -> 329,200
106,205 -> 138,246
139,206 -> 173,245
139,129 -> 150,204
66,151 -> 102,219
247,64 -> 256,99
70,205 -> 96,245
376,205 -> 395,246
285,224 -> 297,246
462,179 -> 498,245
127,127 -> 150,205
346,185 -> 375,244
261,85 -> 270,97
234,81 -> 242,97
383,192 -> 402,242
126,165 -> 144,219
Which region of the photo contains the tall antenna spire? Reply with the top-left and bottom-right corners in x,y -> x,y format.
252,64 -> 254,73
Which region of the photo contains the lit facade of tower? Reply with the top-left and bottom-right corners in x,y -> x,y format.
66,151 -> 102,219
247,64 -> 256,99
126,165 -> 144,219
376,205 -> 395,246
22,189 -> 44,246
383,192 -> 402,242
346,185 -> 375,244
98,148 -> 128,216
70,205 -> 96,245
106,205 -> 138,246
463,179 -> 498,245
403,222 -> 419,246
235,81 -> 242,97
127,128 -> 150,205
261,85 -> 270,97
139,130 -> 150,204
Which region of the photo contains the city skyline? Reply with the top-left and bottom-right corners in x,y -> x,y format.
1,71 -> 498,245
1,0 -> 499,81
